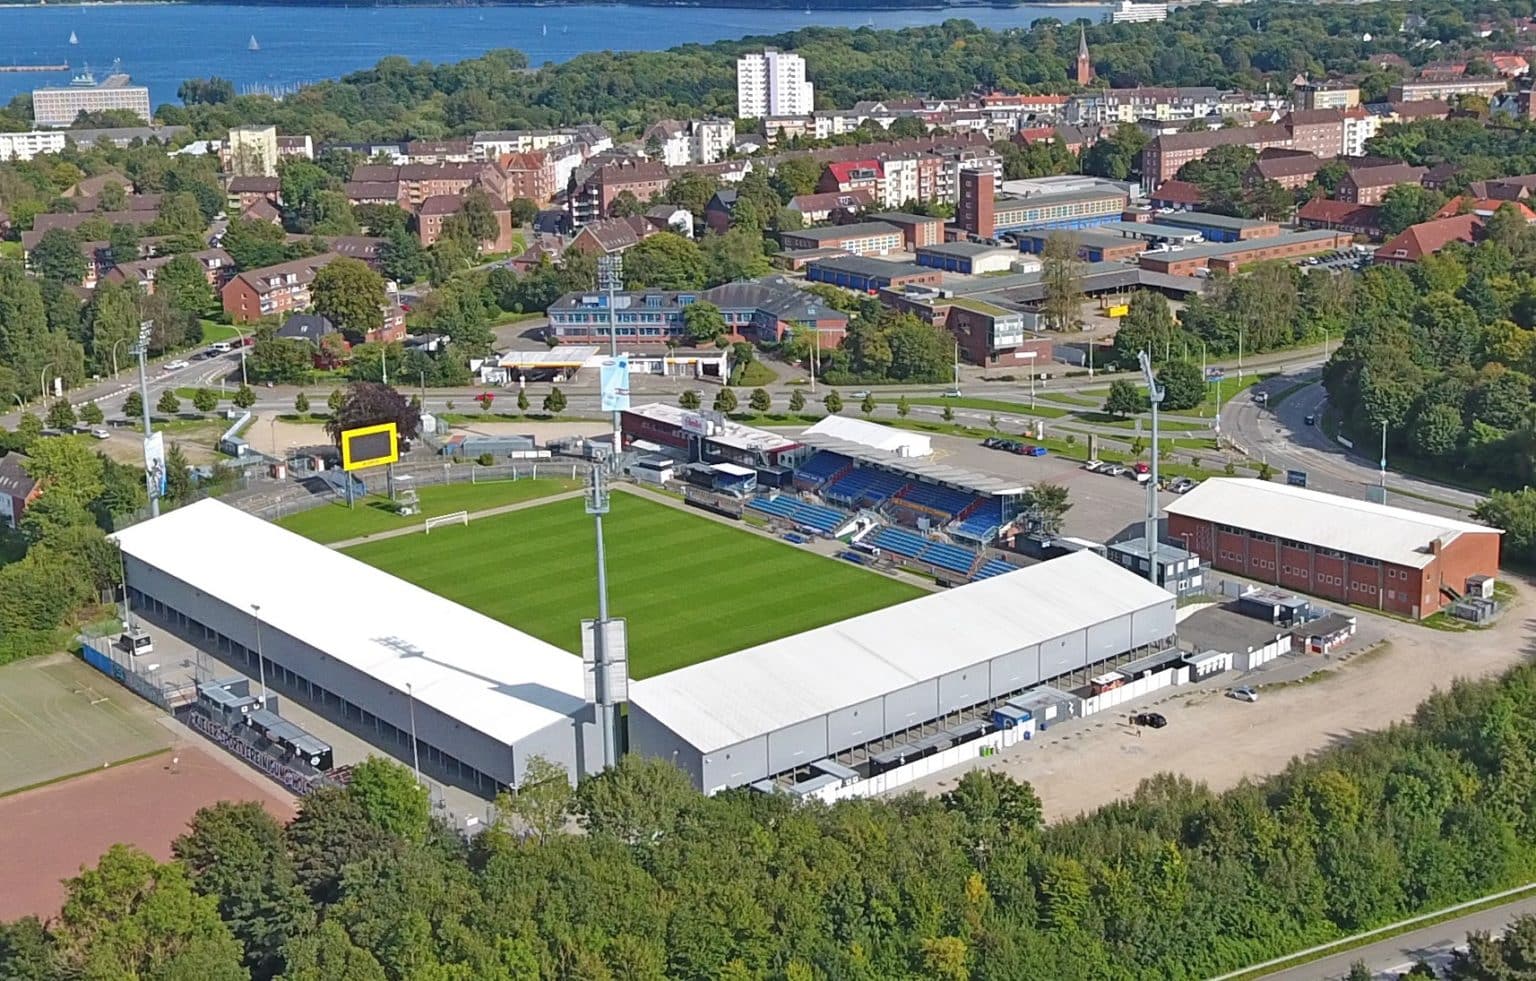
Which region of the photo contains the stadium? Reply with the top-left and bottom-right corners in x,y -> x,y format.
112,409 -> 1179,800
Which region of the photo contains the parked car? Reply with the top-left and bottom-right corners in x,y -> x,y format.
941,389 -> 962,398
162,359 -> 189,372
1304,414 -> 1316,426
1132,712 -> 1168,728
1104,464 -> 1128,477
1228,686 -> 1259,703
1083,460 -> 1105,472
90,428 -> 110,440
982,437 -> 1003,448
850,390 -> 870,399
1169,477 -> 1197,494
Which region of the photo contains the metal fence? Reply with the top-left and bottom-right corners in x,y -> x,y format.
80,631 -> 197,712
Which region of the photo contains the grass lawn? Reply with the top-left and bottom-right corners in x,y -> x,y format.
0,241 -> 21,260
200,321 -> 242,343
278,477 -> 582,545
345,493 -> 926,678
731,360 -> 778,387
895,396 -> 1070,419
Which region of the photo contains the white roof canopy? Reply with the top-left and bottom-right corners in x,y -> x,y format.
113,500 -> 587,746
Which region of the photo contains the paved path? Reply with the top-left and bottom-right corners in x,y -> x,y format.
326,489 -> 587,549
1257,893 -> 1536,979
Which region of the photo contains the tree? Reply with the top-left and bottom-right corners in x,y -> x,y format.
516,389 -> 529,415
897,395 -> 910,417
701,227 -> 771,284
192,388 -> 219,413
294,391 -> 310,414
1022,481 -> 1072,535
232,384 -> 256,410
508,197 -> 539,226
1113,290 -> 1179,366
78,401 -> 103,426
221,217 -> 289,270
624,233 -> 706,289
1157,360 -> 1206,411
1040,233 -> 1084,332
345,757 -> 430,840
45,399 -> 76,430
460,188 -> 502,251
1380,184 -> 1447,237
310,257 -> 385,340
30,229 -> 86,284
713,386 -> 738,414
679,390 -> 701,410
1103,378 -> 1143,419
664,172 -> 720,217
1475,489 -> 1536,562
749,388 -> 771,413
824,389 -> 843,414
681,301 -> 728,346
325,382 -> 419,444
156,254 -> 218,318
861,391 -> 877,416
942,404 -> 954,422
156,390 -> 181,415
788,388 -> 806,413
122,390 -> 142,420
495,755 -> 572,842
1412,402 -> 1463,458
770,156 -> 822,201
543,387 -> 567,416
379,228 -> 429,285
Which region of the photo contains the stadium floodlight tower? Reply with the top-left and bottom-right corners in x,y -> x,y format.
596,253 -> 624,469
133,319 -> 161,518
582,465 -> 628,771
1138,350 -> 1163,586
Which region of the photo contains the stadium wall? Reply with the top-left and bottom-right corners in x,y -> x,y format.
122,556 -> 598,794
629,600 -> 1175,793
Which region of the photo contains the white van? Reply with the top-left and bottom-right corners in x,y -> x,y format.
209,341 -> 234,354
116,626 -> 153,657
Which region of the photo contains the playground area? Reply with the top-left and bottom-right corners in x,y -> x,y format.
0,654 -> 171,795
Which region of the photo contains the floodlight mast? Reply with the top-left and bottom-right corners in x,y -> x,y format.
1138,351 -> 1164,586
586,466 -> 619,768
135,320 -> 159,518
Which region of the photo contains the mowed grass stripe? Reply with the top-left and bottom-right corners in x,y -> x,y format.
345,494 -> 925,678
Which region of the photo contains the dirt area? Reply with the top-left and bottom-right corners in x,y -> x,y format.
244,416 -> 330,457
445,420 -> 611,441
908,583 -> 1536,823
94,425 -> 223,467
0,740 -> 298,921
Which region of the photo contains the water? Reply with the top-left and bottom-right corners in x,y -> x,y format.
0,3 -> 1105,108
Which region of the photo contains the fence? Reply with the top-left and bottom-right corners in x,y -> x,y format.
79,632 -> 197,712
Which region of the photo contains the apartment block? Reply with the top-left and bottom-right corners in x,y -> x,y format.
737,49 -> 815,119
225,125 -> 279,177
32,72 -> 150,127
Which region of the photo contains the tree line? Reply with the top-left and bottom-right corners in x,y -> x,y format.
7,655 -> 1536,978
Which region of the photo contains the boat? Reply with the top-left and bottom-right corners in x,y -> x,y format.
541,23 -> 548,36
68,31 -> 78,45
248,35 -> 260,52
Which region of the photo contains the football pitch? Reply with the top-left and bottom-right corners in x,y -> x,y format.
344,492 -> 927,678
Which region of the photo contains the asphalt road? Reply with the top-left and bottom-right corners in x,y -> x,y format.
1258,894 -> 1536,980
1219,366 -> 1485,520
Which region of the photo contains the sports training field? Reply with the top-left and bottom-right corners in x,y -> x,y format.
345,492 -> 926,678
277,477 -> 584,544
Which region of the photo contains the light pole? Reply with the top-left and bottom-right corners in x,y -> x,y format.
230,324 -> 247,387
1138,350 -> 1164,587
250,602 -> 268,708
39,362 -> 55,403
134,320 -> 160,518
597,254 -> 623,467
406,682 -> 422,787
380,344 -> 388,386
806,305 -> 820,395
110,337 -> 128,377
1379,418 -> 1388,503
585,467 -> 625,769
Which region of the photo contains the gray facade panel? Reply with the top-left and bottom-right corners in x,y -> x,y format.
1131,601 -> 1178,649
1085,614 -> 1133,663
1039,630 -> 1087,679
827,696 -> 885,750
989,646 -> 1040,696
883,680 -> 938,733
767,716 -> 829,774
702,736 -> 768,791
628,706 -> 704,787
938,664 -> 990,714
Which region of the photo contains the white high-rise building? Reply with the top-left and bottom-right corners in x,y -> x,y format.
736,49 -> 815,120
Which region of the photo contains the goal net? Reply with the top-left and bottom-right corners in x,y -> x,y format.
424,511 -> 469,534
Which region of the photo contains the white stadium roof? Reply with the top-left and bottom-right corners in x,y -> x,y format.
1164,478 -> 1499,569
628,551 -> 1172,753
113,499 -> 587,746
803,415 -> 931,457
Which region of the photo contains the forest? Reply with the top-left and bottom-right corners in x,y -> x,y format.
5,658 -> 1536,979
0,0 -> 1524,141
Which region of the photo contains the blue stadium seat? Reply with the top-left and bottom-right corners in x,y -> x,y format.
972,559 -> 1016,581
951,500 -> 1005,542
871,526 -> 930,558
749,495 -> 850,535
793,451 -> 852,486
895,482 -> 979,518
823,468 -> 909,506
920,542 -> 977,576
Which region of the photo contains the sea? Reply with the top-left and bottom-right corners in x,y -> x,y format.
0,2 -> 1107,108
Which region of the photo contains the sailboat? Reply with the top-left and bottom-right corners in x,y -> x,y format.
248,35 -> 260,52
541,23 -> 548,36
68,31 -> 78,45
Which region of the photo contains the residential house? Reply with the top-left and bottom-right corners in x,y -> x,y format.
1296,197 -> 1385,238
277,313 -> 346,367
644,205 -> 693,238
1432,196 -> 1536,221
404,140 -> 473,164
1374,214 -> 1482,265
703,189 -> 739,235
1336,163 -> 1428,205
786,190 -> 874,223
1243,149 -> 1323,191
568,159 -> 670,226
349,163 -> 492,211
1389,77 -> 1509,102
241,198 -> 281,225
102,247 -> 235,293
276,135 -> 314,161
344,181 -> 402,207
818,160 -> 883,199
498,151 -> 556,205
315,235 -> 389,270
566,216 -> 656,257
415,194 -> 516,252
226,176 -> 281,215
0,454 -> 41,529
223,254 -> 338,323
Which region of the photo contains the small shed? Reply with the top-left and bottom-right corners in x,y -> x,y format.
1237,588 -> 1312,625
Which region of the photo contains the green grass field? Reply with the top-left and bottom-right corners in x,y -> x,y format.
345,493 -> 926,678
278,477 -> 583,544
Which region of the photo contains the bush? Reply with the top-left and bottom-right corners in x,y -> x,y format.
477,452 -> 495,466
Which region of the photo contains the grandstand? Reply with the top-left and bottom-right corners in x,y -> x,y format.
747,495 -> 856,536
823,468 -> 908,508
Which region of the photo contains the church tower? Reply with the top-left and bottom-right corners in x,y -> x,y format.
1076,27 -> 1094,86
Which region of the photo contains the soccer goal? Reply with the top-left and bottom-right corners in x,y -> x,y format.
424,511 -> 469,534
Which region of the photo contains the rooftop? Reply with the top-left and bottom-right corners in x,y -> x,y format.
1164,478 -> 1499,569
628,402 -> 798,454
787,221 -> 902,242
1157,211 -> 1279,232
112,499 -> 588,746
806,255 -> 931,280
628,552 -> 1174,753
1139,229 -> 1345,263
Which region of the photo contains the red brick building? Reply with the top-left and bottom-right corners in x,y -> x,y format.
1374,213 -> 1482,266
498,151 -> 556,205
1335,162 -> 1429,205
1165,478 -> 1501,619
415,194 -> 516,252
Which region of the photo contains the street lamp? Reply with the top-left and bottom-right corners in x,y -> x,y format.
406,682 -> 422,787
1379,417 -> 1388,504
250,602 -> 268,708
39,362 -> 55,403
1138,350 -> 1164,588
229,324 -> 247,387
133,320 -> 160,518
110,337 -> 128,377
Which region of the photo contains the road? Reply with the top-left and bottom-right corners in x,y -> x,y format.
1258,893 -> 1536,980
1220,364 -> 1486,519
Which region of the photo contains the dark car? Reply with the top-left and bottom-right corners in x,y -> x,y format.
1132,712 -> 1168,728
1304,414 -> 1316,426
